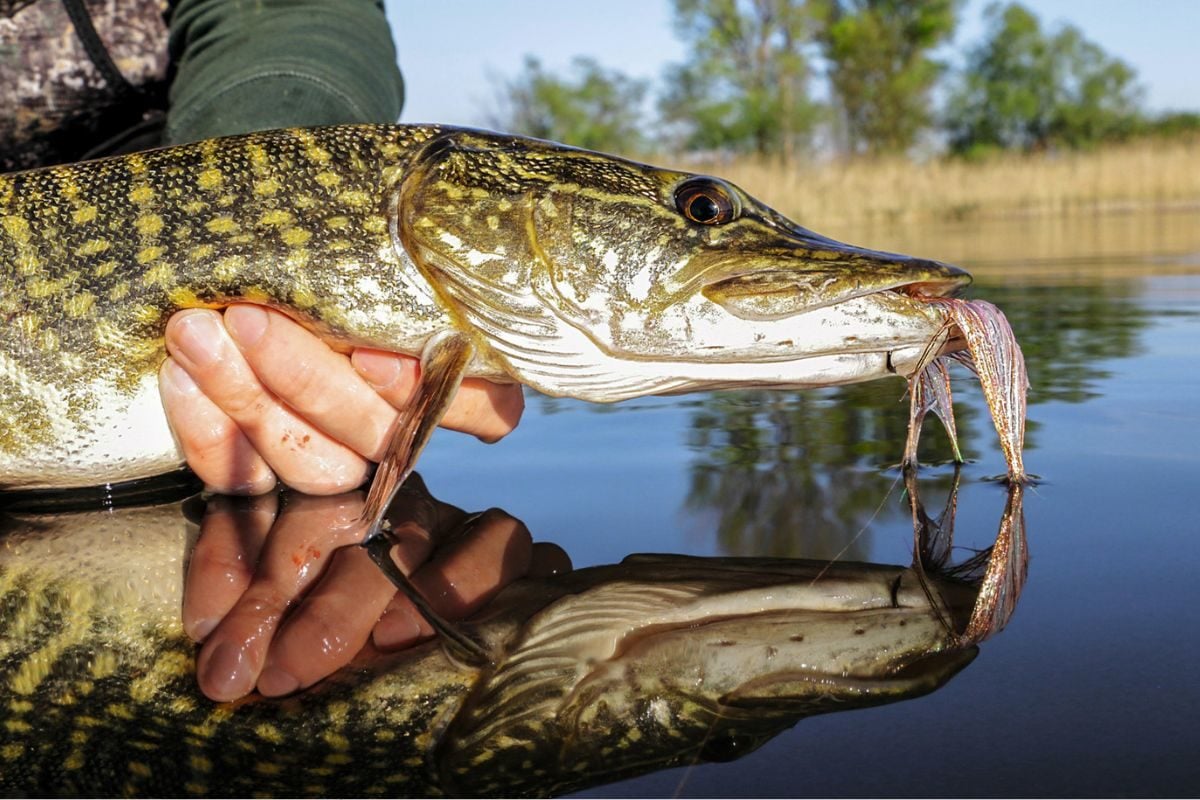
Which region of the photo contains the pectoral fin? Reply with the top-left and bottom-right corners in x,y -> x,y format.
359,331 -> 475,538
357,332 -> 492,664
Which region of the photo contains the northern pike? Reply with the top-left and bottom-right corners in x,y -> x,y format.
0,124 -> 971,501
0,494 -> 978,796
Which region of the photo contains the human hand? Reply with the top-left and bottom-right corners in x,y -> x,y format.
158,305 -> 525,495
183,475 -> 571,702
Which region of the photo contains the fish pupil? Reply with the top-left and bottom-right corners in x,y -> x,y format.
675,177 -> 737,224
688,194 -> 720,222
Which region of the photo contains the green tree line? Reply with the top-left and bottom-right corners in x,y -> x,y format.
489,0 -> 1198,161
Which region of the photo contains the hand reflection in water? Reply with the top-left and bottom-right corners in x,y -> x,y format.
182,474 -> 571,702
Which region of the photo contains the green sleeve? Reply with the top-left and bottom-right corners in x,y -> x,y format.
164,0 -> 405,144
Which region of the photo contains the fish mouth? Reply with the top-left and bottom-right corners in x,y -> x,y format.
700,256 -> 971,321
838,257 -> 973,304
890,267 -> 973,301
582,560 -> 980,715
719,644 -> 979,710
883,267 -> 974,374
737,209 -> 974,310
683,254 -> 972,380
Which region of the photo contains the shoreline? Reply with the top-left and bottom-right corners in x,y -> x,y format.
680,138 -> 1200,228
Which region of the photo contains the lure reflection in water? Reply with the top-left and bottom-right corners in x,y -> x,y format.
0,476 -> 1023,797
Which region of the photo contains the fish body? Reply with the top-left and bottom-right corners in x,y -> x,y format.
0,498 -> 977,796
0,125 -> 969,489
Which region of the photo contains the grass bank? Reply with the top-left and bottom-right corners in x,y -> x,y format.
694,137 -> 1200,227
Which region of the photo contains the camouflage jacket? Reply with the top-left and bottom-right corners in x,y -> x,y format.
0,0 -> 170,172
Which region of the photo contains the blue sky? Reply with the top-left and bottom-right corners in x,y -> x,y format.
383,0 -> 1197,127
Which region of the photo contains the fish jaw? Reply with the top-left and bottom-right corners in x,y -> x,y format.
564,559 -> 978,716
437,555 -> 978,794
394,129 -> 971,401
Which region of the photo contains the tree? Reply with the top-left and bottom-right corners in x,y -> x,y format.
658,0 -> 821,162
489,56 -> 649,154
815,0 -> 961,155
944,2 -> 1144,155
684,384 -> 970,559
1136,111 -> 1200,139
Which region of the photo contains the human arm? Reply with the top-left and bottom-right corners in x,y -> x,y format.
165,0 -> 405,143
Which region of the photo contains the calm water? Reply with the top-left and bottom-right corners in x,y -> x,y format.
5,212 -> 1197,797
410,210 -> 1200,797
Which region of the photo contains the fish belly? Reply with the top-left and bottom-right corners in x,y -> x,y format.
0,373 -> 183,490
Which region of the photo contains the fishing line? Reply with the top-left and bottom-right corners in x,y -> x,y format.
807,469 -> 903,588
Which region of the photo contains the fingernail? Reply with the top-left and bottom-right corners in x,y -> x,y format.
352,350 -> 402,390
200,642 -> 254,702
225,305 -> 268,348
186,616 -> 219,642
373,609 -> 423,651
257,665 -> 300,697
171,311 -> 223,368
160,358 -> 200,396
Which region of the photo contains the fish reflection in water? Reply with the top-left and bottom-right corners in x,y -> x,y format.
0,476 -> 1023,797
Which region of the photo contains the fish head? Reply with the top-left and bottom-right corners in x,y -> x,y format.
439,555 -> 978,794
395,129 -> 970,400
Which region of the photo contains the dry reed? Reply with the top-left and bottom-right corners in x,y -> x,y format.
690,137 -> 1200,227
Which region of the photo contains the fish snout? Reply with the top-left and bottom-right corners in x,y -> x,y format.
894,257 -> 972,299
775,220 -> 974,302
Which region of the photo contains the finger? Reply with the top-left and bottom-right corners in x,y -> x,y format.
360,518 -> 440,651
256,546 -> 396,697
385,473 -> 469,543
449,379 -> 525,443
221,305 -> 397,460
194,494 -> 364,702
165,309 -> 370,495
183,494 -> 277,641
416,509 -> 533,618
159,357 -> 276,495
256,498 -> 440,696
373,508 -> 533,650
351,349 -> 525,443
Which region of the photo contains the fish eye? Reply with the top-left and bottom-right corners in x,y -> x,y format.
675,178 -> 739,225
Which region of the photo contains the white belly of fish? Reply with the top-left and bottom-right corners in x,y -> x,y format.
0,373 -> 184,491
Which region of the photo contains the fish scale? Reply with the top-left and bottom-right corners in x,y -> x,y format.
0,497 -> 977,796
1,125 -> 457,488
1,123 -> 970,490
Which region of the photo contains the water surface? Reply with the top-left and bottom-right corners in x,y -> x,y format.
6,211 -> 1195,797
414,210 -> 1200,797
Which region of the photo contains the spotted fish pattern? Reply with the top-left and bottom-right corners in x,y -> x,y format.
0,500 -> 976,796
0,503 -> 478,796
0,125 -> 453,488
1,123 -> 970,490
